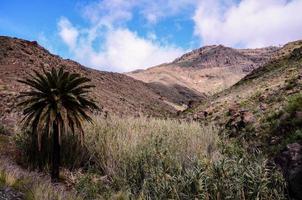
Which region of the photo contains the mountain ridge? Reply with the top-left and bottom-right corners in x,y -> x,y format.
127,43 -> 286,104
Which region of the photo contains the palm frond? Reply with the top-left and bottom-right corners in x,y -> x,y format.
17,67 -> 100,149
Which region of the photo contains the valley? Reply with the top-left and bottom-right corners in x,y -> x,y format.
0,36 -> 302,199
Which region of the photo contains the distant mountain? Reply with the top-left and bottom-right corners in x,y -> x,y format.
127,44 -> 283,105
0,36 -> 177,128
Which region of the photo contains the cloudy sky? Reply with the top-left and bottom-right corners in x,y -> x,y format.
1,0 -> 302,72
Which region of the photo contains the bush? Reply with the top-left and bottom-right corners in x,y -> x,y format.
13,129 -> 92,170
74,145 -> 286,199
266,93 -> 302,151
206,156 -> 286,199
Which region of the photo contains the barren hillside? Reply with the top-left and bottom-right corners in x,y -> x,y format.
0,36 -> 177,128
127,45 -> 279,102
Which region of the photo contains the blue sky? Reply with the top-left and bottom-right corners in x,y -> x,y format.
1,0 -> 302,72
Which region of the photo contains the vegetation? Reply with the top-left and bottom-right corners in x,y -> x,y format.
266,92 -> 302,153
6,45 -> 302,199
76,116 -> 286,199
14,130 -> 90,170
0,124 -> 9,135
17,67 -> 99,182
0,166 -> 81,200
14,116 -> 287,199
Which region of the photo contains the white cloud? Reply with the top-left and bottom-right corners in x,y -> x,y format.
82,0 -> 135,27
81,0 -> 195,25
89,29 -> 184,72
56,1 -> 205,72
58,0 -> 302,72
193,0 -> 302,48
58,18 -> 79,49
58,18 -> 184,72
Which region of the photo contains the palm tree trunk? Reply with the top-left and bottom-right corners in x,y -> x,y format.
51,121 -> 60,182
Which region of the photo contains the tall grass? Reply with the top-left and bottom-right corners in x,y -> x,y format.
84,116 -> 219,176
14,115 -> 287,199
74,116 -> 285,199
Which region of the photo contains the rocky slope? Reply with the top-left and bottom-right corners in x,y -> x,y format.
127,45 -> 279,105
0,36 -> 177,128
182,41 -> 302,199
183,40 -> 302,127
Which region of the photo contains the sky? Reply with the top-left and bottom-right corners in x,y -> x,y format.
1,0 -> 302,72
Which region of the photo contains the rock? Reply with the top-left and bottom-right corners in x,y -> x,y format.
290,47 -> 302,60
241,110 -> 256,124
226,108 -> 255,135
275,142 -> 302,200
227,103 -> 240,116
259,102 -> 268,111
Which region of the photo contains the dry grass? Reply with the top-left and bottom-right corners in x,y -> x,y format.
0,157 -> 82,200
0,169 -> 19,188
84,115 -> 220,176
25,182 -> 82,200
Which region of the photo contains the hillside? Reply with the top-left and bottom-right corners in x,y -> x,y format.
127,45 -> 279,105
182,41 -> 302,198
0,36 -> 176,128
183,40 -> 302,137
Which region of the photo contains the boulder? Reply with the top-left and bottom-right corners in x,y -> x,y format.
225,108 -> 255,136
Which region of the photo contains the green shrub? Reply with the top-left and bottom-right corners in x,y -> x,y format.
266,93 -> 302,151
286,93 -> 302,115
74,146 -> 286,200
203,154 -> 286,200
268,94 -> 302,131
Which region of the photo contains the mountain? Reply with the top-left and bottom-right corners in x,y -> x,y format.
0,36 -> 177,128
127,45 -> 280,106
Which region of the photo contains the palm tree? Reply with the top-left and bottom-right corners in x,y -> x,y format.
17,67 -> 99,182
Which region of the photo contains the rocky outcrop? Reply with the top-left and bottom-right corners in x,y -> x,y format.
225,105 -> 256,136
275,142 -> 302,200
